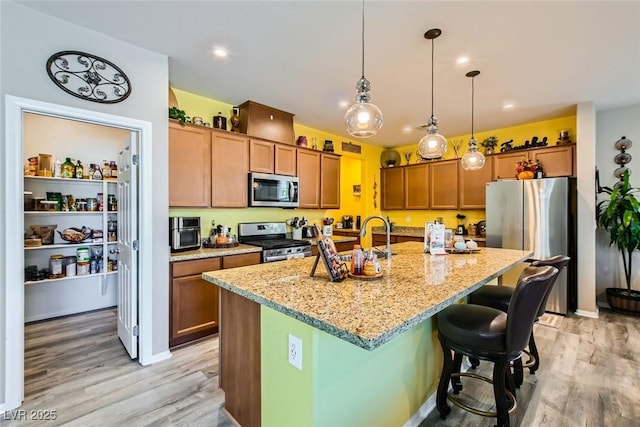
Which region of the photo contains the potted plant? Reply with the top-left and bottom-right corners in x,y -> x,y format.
596,169 -> 640,314
169,107 -> 187,125
481,135 -> 499,154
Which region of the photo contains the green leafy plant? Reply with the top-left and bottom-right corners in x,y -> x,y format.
596,170 -> 640,295
480,135 -> 499,149
169,107 -> 187,125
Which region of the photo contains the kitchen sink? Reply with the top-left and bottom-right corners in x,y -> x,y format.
340,247 -> 396,262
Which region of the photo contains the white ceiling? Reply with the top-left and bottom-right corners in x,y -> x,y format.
19,0 -> 640,148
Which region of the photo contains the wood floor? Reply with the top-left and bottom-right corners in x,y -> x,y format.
2,308 -> 638,426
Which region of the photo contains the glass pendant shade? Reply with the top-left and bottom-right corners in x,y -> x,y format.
461,137 -> 485,170
345,78 -> 383,138
418,118 -> 447,159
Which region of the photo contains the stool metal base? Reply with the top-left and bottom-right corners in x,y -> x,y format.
447,372 -> 517,418
521,349 -> 536,369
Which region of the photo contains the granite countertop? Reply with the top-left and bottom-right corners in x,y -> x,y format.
170,244 -> 262,262
305,236 -> 358,245
203,242 -> 531,350
371,226 -> 486,242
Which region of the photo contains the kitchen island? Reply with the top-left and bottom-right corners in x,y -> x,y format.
203,242 -> 531,427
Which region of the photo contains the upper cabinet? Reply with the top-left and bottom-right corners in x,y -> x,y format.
381,166 -> 404,210
238,100 -> 295,145
320,153 -> 340,209
404,164 -> 429,209
275,144 -> 297,176
297,150 -> 321,208
429,160 -> 459,210
169,122 -> 211,207
459,160 -> 493,209
492,144 -> 575,180
211,131 -> 249,207
248,138 -> 297,176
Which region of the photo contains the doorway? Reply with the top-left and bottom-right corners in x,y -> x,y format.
3,96 -> 156,411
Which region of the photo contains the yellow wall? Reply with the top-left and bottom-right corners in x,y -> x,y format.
170,88 -> 575,243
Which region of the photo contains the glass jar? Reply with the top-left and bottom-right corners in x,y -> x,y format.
49,255 -> 64,279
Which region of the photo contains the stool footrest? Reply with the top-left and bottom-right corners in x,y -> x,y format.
447,372 -> 517,417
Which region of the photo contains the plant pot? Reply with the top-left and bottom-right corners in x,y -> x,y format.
605,287 -> 640,315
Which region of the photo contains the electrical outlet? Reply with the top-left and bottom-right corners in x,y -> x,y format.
288,334 -> 302,370
406,216 -> 411,223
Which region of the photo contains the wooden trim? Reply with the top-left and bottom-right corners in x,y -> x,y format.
220,288 -> 261,427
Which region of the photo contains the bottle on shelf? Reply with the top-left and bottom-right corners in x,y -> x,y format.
75,160 -> 83,179
110,161 -> 118,178
53,157 -> 62,178
91,163 -> 103,180
102,160 -> 111,178
61,157 -> 75,178
535,160 -> 544,179
350,244 -> 364,275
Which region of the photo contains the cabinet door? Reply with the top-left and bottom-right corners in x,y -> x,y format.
170,274 -> 219,347
275,144 -> 297,176
381,167 -> 404,210
249,139 -> 274,173
429,160 -> 458,209
297,150 -> 321,208
531,145 -> 574,177
320,154 -> 340,209
223,252 -> 261,269
459,161 -> 493,209
492,151 -> 526,180
211,132 -> 249,207
169,123 -> 211,207
404,164 -> 429,209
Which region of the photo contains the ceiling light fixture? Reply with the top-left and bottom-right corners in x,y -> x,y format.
461,70 -> 486,171
417,28 -> 447,159
213,47 -> 228,58
344,0 -> 383,138
456,56 -> 469,65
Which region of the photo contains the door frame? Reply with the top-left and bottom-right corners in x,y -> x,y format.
3,95 -> 155,410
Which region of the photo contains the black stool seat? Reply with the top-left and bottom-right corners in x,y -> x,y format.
468,285 -> 512,312
437,304 -> 507,353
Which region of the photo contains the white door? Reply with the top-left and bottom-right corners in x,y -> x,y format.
117,134 -> 139,358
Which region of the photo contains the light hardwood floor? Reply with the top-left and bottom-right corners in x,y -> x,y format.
2,308 -> 638,426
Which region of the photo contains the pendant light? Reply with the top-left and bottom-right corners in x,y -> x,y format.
461,70 -> 486,170
344,0 -> 383,138
417,28 -> 447,159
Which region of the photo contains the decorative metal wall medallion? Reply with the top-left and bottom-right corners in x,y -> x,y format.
46,50 -> 131,103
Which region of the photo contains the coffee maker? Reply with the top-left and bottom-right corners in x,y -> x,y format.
342,215 -> 354,229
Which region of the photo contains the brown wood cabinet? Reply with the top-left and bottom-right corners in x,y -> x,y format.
459,160 -> 493,209
170,257 -> 221,348
492,144 -> 575,180
310,239 -> 355,256
169,122 -> 211,207
248,139 -> 275,173
211,131 -> 249,207
381,167 -> 404,210
332,230 -> 361,246
429,160 -> 458,209
531,145 -> 574,177
404,164 -> 429,209
320,153 -> 340,209
297,150 -> 321,208
170,252 -> 261,349
238,100 -> 295,145
372,235 -> 422,246
275,144 -> 297,176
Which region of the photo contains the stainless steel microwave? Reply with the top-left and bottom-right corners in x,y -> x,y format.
169,217 -> 201,252
248,172 -> 299,208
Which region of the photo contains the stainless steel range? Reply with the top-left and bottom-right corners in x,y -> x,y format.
238,222 -> 312,263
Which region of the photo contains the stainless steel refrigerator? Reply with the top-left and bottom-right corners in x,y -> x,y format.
486,177 -> 577,314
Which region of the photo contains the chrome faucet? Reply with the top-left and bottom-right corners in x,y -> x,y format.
359,215 -> 391,258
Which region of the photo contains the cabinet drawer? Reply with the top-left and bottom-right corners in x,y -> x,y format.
172,257 -> 222,278
223,252 -> 262,269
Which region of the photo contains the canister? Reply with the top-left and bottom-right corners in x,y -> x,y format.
76,247 -> 90,262
64,255 -> 76,277
49,255 -> 64,278
86,197 -> 98,211
77,261 -> 90,276
90,258 -> 98,274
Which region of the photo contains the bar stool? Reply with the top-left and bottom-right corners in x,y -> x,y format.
436,265 -> 559,427
467,255 -> 570,383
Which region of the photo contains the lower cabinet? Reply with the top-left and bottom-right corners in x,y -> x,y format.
311,240 -> 355,256
170,252 -> 261,348
372,235 -> 423,246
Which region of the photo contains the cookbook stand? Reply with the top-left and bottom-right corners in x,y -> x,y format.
310,226 -> 348,282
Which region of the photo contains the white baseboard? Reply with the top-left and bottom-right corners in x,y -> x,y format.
144,350 -> 172,365
575,308 -> 599,318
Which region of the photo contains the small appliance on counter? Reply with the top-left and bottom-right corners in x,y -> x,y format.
169,217 -> 201,252
342,215 -> 353,229
302,225 -> 317,238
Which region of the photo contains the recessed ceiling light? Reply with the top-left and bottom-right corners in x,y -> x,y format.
503,103 -> 515,110
456,56 -> 469,65
213,47 -> 228,58
402,125 -> 413,134
339,100 -> 349,108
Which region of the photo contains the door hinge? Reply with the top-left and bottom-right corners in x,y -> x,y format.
132,240 -> 139,250
132,154 -> 139,166
132,325 -> 139,336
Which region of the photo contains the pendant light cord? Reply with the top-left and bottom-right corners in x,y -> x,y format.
431,38 -> 435,118
471,75 -> 475,137
361,0 -> 365,79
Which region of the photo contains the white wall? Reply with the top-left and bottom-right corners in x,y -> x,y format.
1,1 -> 170,408
595,104 -> 640,296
